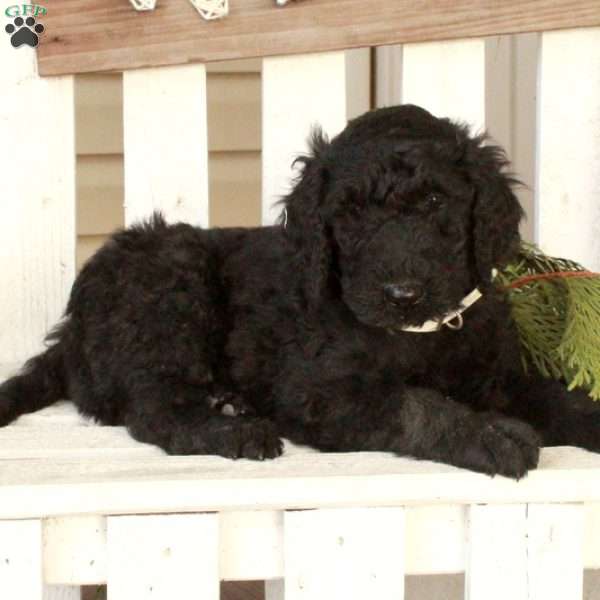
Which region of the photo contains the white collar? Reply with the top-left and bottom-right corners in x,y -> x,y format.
398,286 -> 483,333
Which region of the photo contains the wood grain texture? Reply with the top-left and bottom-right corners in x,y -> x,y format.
36,0 -> 600,76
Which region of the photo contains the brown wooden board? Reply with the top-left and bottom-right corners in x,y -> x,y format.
36,0 -> 600,76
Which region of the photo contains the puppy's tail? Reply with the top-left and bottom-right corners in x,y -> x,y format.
0,340 -> 66,426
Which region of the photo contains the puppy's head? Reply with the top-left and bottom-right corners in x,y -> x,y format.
283,104 -> 523,331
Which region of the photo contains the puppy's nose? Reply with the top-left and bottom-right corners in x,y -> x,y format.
384,282 -> 424,305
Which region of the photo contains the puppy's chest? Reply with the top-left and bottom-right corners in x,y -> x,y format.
379,324 -> 499,383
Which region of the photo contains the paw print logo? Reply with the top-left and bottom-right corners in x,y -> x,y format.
5,16 -> 44,48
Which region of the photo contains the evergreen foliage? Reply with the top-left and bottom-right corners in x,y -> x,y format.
498,244 -> 600,399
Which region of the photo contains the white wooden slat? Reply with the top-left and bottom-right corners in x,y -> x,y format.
466,504 -> 527,600
0,0 -> 75,365
402,39 -> 485,134
536,28 -> 600,270
10,504 -> 600,586
405,505 -> 467,575
262,52 -> 347,225
107,514 -> 218,600
526,504 -> 584,600
283,508 -> 405,600
220,510 -> 283,580
0,520 -> 44,600
44,517 -> 107,585
123,65 -> 209,227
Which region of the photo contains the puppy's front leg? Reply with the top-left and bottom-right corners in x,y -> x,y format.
504,376 -> 600,452
273,374 -> 540,478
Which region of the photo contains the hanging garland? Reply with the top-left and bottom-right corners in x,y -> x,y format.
498,243 -> 600,399
127,0 -> 296,20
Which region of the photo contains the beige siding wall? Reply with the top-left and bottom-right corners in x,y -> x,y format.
75,54 -> 371,269
75,59 -> 264,269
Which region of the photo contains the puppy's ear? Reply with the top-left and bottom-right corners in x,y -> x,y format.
281,129 -> 332,311
470,143 -> 524,282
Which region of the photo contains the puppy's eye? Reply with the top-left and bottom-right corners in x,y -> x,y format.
425,192 -> 445,209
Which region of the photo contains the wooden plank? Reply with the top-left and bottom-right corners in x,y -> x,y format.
402,39 -> 485,133
0,0 -> 76,364
36,0 -> 600,76
5,447 -> 600,519
0,520 -> 44,600
536,28 -> 600,270
220,511 -> 283,581
405,505 -> 467,575
123,65 -> 209,226
262,52 -> 347,225
44,517 -> 107,585
284,508 -> 404,600
526,504 -> 584,600
10,503 -> 600,585
465,504 -> 527,600
106,514 -> 218,600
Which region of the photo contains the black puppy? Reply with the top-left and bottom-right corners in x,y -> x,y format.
2,105 -> 599,478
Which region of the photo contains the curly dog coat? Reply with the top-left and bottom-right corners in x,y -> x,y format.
2,104 -> 599,478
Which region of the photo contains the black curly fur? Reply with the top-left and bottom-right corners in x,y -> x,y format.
2,104 -> 600,477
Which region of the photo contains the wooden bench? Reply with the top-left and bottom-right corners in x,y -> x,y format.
2,1 -> 600,598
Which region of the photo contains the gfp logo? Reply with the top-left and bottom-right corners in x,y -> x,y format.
4,4 -> 46,48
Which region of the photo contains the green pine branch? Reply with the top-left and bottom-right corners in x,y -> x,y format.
499,244 -> 600,400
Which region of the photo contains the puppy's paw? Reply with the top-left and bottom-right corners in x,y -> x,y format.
169,417 -> 283,460
458,415 -> 540,479
229,418 -> 284,460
